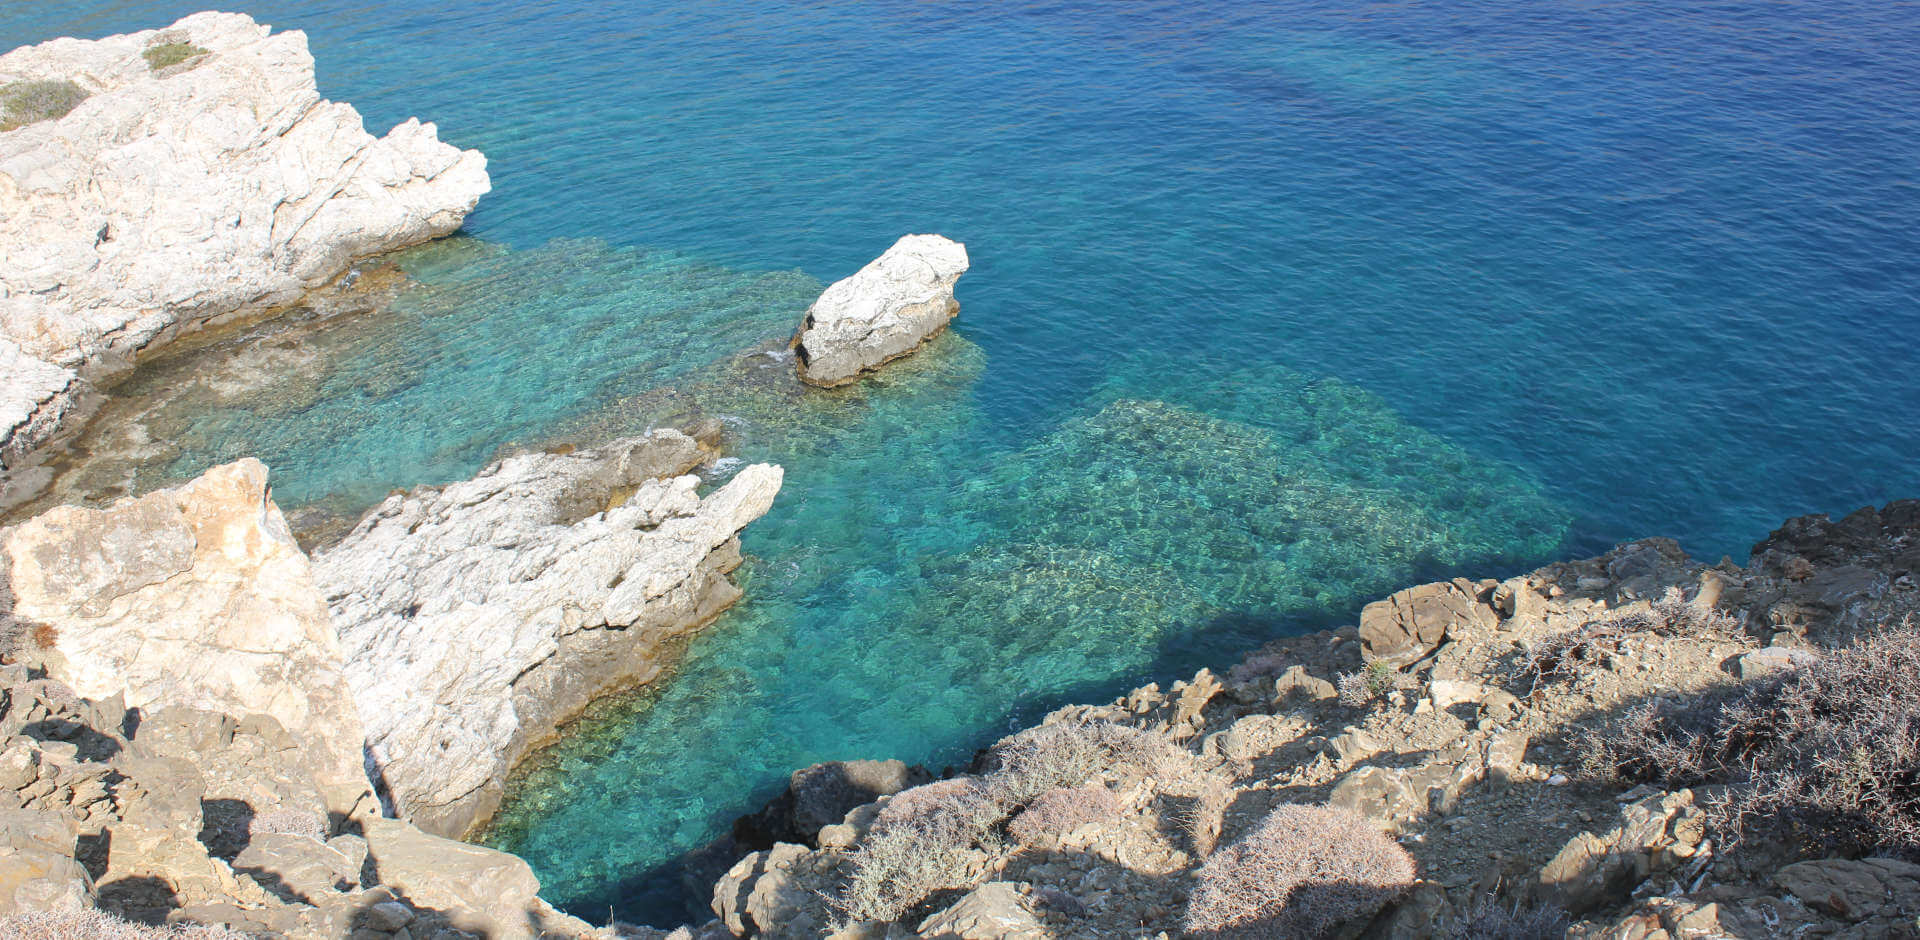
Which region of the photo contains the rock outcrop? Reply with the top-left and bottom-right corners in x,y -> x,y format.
0,459 -> 369,814
0,11 -> 489,463
707,500 -> 1920,938
315,431 -> 784,838
792,234 -> 968,386
0,666 -> 599,939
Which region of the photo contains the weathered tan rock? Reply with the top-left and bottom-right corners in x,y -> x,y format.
316,431 -> 783,837
741,759 -> 932,848
361,815 -> 549,939
0,665 -> 602,939
0,11 -> 488,461
1773,857 -> 1920,921
916,882 -> 1047,939
1536,790 -> 1704,915
0,809 -> 91,913
794,234 -> 968,386
0,458 -> 369,811
1359,578 -> 1497,669
711,842 -> 836,939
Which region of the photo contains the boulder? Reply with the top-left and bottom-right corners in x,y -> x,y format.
1359,578 -> 1497,669
0,808 -> 91,913
1534,790 -> 1705,915
740,759 -> 932,848
0,12 -> 488,461
1773,857 -> 1920,921
316,430 -> 783,837
1273,664 -> 1337,703
711,842 -> 837,939
0,459 -> 370,812
360,816 -> 547,939
231,832 -> 361,902
794,234 -> 969,386
916,882 -> 1047,939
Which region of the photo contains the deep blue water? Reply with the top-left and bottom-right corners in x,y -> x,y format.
7,0 -> 1920,926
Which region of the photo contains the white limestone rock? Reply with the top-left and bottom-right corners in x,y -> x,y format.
0,459 -> 371,813
315,431 -> 784,837
793,233 -> 968,386
0,12 -> 489,462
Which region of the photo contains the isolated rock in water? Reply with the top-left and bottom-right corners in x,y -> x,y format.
0,11 -> 489,461
316,430 -> 783,837
793,233 -> 969,386
0,459 -> 370,812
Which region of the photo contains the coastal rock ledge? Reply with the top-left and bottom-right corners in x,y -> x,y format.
793,233 -> 969,386
0,11 -> 489,463
316,431 -> 784,839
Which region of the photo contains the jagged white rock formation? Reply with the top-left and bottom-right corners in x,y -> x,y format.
0,459 -> 371,813
0,11 -> 489,462
793,233 -> 969,386
315,431 -> 784,837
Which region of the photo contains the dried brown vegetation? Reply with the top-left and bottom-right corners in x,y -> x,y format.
1182,804 -> 1416,938
1006,784 -> 1122,845
0,908 -> 251,939
1581,619 -> 1920,860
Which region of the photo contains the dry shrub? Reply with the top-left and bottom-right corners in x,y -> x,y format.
842,721 -> 1196,922
1183,804 -> 1415,938
0,908 -> 252,939
1580,620 -> 1920,859
1456,896 -> 1571,939
871,777 -> 998,840
0,80 -> 89,131
1006,784 -> 1121,844
841,778 -> 1002,922
837,811 -> 988,923
31,622 -> 57,650
984,719 -> 1188,805
1517,587 -> 1743,697
1184,774 -> 1234,858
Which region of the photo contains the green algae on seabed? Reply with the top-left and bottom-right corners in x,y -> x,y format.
482,355 -> 1569,919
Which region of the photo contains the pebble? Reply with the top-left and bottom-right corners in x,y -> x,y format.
1547,774 -> 1570,786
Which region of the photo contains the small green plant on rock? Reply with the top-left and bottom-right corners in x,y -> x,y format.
1338,660 -> 1412,707
143,41 -> 209,71
0,80 -> 89,131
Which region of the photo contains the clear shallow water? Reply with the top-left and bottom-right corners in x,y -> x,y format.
8,0 -> 1920,925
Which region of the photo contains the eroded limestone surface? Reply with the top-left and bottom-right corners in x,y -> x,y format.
316,431 -> 783,838
793,234 -> 968,386
0,12 -> 488,462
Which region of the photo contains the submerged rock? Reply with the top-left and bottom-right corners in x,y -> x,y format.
793,234 -> 969,386
315,430 -> 783,838
0,11 -> 488,463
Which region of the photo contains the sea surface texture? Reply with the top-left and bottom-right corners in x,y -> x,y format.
7,0 -> 1919,924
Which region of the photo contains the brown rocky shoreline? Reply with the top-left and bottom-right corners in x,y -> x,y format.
692,500 -> 1920,939
4,12 -> 1915,940
2,427 -> 1914,939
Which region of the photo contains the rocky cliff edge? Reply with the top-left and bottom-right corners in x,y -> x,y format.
0,11 -> 489,464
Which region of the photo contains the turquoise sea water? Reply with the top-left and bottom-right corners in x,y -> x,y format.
8,1 -> 1920,925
